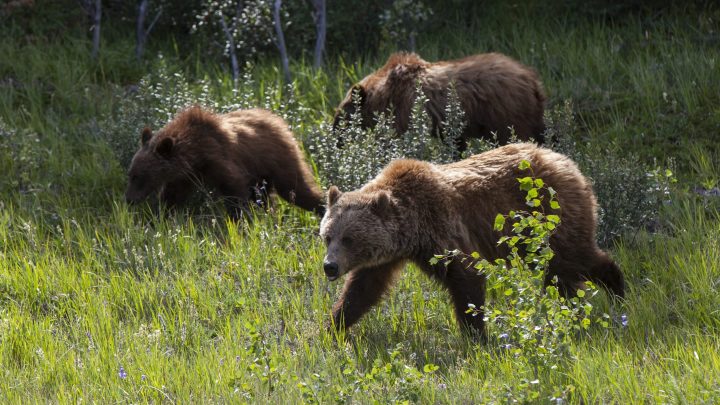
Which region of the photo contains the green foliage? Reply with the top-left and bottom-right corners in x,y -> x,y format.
442,162 -> 609,401
307,82 -> 491,190
99,59 -> 312,171
379,0 -> 433,50
0,2 -> 719,403
192,0 -> 279,63
546,100 -> 678,246
0,118 -> 48,195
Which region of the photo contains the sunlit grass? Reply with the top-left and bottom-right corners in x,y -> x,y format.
1,5 -> 719,402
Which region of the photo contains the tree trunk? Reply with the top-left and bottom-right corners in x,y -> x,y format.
136,0 -> 163,60
273,0 -> 291,84
218,10 -> 240,85
91,0 -> 101,59
135,0 -> 148,60
312,0 -> 326,69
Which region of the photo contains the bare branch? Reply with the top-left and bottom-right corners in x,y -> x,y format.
146,6 -> 163,37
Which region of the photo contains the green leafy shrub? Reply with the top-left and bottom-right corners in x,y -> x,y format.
98,60 -> 309,171
546,100 -> 676,246
0,118 -> 48,195
295,344 -> 442,403
443,161 -> 610,402
306,82 -> 492,190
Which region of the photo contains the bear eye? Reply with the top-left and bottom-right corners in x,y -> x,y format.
341,236 -> 353,247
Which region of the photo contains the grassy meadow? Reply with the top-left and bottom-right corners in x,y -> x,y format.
1,2 -> 719,403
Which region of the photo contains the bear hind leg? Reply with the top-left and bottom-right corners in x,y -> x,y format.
547,253 -> 625,300
588,255 -> 625,299
441,261 -> 487,340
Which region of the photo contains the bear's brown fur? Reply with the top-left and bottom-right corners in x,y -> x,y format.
319,143 -> 624,337
333,52 -> 547,146
125,106 -> 325,218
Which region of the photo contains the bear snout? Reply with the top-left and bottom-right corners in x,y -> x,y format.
323,261 -> 340,281
125,189 -> 143,205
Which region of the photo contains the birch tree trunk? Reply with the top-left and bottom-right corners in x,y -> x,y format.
273,0 -> 291,84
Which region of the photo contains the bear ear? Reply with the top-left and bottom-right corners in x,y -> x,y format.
350,84 -> 366,103
388,63 -> 422,84
141,127 -> 153,145
155,137 -> 174,158
327,185 -> 342,207
372,191 -> 392,217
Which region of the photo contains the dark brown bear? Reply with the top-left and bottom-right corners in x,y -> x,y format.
333,52 -> 547,146
125,106 -> 325,218
319,143 -> 624,337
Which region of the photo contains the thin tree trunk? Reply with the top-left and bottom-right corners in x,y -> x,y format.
136,0 -> 148,60
312,0 -> 326,69
91,0 -> 101,59
218,10 -> 240,85
136,0 -> 162,60
273,0 -> 291,84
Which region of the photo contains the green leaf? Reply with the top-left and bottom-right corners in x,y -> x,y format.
423,364 -> 439,373
518,176 -> 533,191
550,200 -> 561,210
576,289 -> 586,298
547,214 -> 560,224
494,214 -> 506,231
518,159 -> 531,170
527,188 -> 539,198
534,178 -> 544,188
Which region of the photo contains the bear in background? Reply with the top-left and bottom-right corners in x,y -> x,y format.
319,143 -> 624,337
333,52 -> 546,147
125,106 -> 325,219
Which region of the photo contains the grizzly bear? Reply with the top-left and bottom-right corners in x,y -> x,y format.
333,52 -> 546,147
125,106 -> 325,218
319,143 -> 624,337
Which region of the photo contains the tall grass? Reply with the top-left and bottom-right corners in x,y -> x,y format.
0,4 -> 719,402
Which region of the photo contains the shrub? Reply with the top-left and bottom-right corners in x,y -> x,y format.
0,118 -> 48,195
98,60 -> 309,171
306,82 -> 492,190
546,100 -> 675,246
435,161 -> 610,402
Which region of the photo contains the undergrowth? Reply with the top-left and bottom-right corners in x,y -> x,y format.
0,3 -> 719,403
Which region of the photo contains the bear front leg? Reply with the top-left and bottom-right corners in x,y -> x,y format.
443,260 -> 487,340
160,178 -> 196,209
217,180 -> 251,221
331,261 -> 403,331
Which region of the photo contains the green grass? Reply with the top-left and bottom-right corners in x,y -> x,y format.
1,4 -> 719,402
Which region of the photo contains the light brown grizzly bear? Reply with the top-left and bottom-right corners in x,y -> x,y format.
333,52 -> 547,146
319,143 -> 624,337
125,106 -> 325,219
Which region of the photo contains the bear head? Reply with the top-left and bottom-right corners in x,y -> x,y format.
124,127 -> 183,204
332,84 -> 369,133
319,185 -> 401,280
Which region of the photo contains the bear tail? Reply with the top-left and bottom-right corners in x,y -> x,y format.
590,256 -> 625,299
